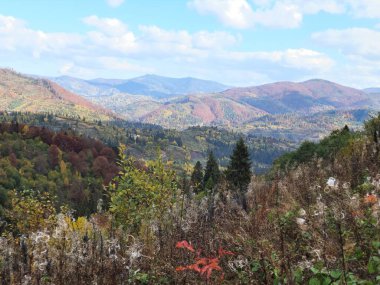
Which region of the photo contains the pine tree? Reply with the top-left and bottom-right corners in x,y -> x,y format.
203,152 -> 220,191
226,137 -> 252,197
190,161 -> 204,193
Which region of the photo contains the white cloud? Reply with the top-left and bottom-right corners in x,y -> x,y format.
83,15 -> 128,36
344,0 -> 380,19
281,49 -> 334,71
252,2 -> 303,28
288,0 -> 345,14
312,27 -> 380,88
187,0 -> 310,29
312,28 -> 380,59
0,15 -> 82,58
188,0 -> 380,29
224,48 -> 334,71
139,25 -> 239,55
188,0 -> 254,29
106,0 -> 124,8
0,14 -> 336,85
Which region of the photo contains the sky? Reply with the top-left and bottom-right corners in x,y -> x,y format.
0,0 -> 380,88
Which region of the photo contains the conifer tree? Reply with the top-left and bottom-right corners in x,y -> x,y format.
203,152 -> 220,191
190,161 -> 204,193
226,138 -> 252,206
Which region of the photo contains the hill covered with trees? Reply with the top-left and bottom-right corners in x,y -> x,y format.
0,114 -> 379,284
0,121 -> 119,218
0,112 -> 294,173
0,69 -> 114,121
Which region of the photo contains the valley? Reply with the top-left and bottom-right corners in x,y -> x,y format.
1,2 -> 380,284
1,67 -> 380,285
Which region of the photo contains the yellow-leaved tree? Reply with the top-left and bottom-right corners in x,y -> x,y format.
109,145 -> 178,234
7,189 -> 56,233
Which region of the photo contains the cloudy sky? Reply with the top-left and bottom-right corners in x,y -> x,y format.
0,0 -> 379,87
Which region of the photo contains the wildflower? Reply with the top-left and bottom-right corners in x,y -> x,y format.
296,218 -> 306,226
228,256 -> 248,272
327,177 -> 336,187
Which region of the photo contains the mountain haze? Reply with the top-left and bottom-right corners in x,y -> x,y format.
363,87 -> 380,94
53,74 -> 229,100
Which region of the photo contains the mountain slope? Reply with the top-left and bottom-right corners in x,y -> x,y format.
221,79 -> 374,114
0,69 -> 113,121
140,94 -> 267,127
136,80 -> 377,134
29,72 -> 380,142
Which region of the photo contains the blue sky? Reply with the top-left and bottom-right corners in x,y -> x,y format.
0,0 -> 380,88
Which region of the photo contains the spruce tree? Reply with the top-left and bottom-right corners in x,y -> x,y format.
226,137 -> 252,194
203,151 -> 220,191
190,161 -> 204,193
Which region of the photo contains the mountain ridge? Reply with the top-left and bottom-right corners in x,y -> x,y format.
4,68 -> 379,142
53,74 -> 230,100
0,68 -> 115,121
135,79 -> 378,131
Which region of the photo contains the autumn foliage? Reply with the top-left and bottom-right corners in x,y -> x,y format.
1,116 -> 380,284
175,241 -> 234,281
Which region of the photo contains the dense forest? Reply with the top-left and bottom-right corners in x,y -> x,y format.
0,121 -> 119,217
0,113 -> 379,284
0,112 -> 294,173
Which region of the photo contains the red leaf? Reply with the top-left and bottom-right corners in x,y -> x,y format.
175,266 -> 188,271
200,259 -> 222,279
176,240 -> 195,252
218,247 -> 234,257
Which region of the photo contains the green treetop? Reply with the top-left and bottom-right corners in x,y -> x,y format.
190,161 -> 204,194
203,151 -> 220,192
226,137 -> 252,194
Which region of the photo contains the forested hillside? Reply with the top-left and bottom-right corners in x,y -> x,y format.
0,121 -> 119,217
0,69 -> 114,121
0,112 -> 294,173
0,114 -> 379,284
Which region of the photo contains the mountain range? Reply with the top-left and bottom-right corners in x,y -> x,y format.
52,74 -> 229,100
53,73 -> 379,140
135,79 -> 376,130
2,68 -> 380,142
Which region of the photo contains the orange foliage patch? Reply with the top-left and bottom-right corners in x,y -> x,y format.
364,194 -> 378,204
175,241 -> 234,281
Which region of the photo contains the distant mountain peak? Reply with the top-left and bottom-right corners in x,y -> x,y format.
302,78 -> 335,84
53,74 -> 229,99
